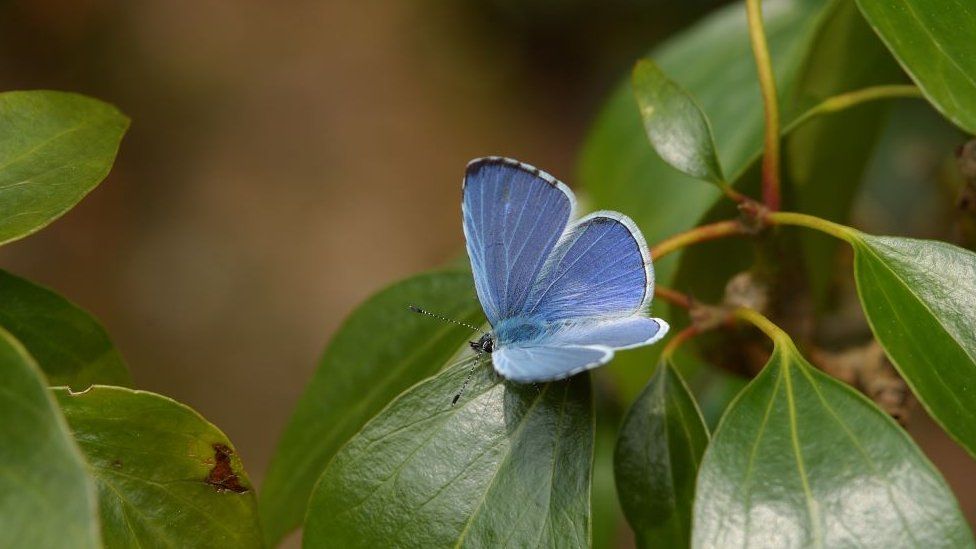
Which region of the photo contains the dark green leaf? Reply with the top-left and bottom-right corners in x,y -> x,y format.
592,394 -> 626,549
0,327 -> 99,548
261,271 -> 484,545
0,91 -> 129,245
852,234 -> 976,458
615,362 -> 708,548
855,0 -> 976,134
54,386 -> 263,548
693,331 -> 973,547
0,269 -> 130,390
304,359 -> 594,548
632,59 -> 724,184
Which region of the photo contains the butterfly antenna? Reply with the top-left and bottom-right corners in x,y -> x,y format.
409,305 -> 485,335
452,357 -> 483,406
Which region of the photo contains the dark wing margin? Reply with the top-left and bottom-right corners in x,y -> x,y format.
462,157 -> 575,326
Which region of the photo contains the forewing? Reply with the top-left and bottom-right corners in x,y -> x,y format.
525,212 -> 652,323
462,157 -> 574,325
492,344 -> 612,383
550,316 -> 668,350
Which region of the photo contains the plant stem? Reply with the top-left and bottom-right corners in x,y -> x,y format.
651,219 -> 749,260
655,286 -> 693,309
746,0 -> 781,211
788,85 -> 922,131
764,211 -> 856,242
661,325 -> 700,360
732,307 -> 787,343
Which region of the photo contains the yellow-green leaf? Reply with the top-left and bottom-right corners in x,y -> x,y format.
0,91 -> 128,245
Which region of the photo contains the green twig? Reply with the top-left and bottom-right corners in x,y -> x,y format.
764,211 -> 856,242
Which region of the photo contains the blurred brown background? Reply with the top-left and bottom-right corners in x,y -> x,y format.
0,0 -> 721,482
0,0 -> 972,535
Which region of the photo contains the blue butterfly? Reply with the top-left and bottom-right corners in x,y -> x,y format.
463,157 -> 669,383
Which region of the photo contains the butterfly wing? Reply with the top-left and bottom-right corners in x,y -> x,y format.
492,344 -> 613,383
549,316 -> 668,349
462,157 -> 574,326
525,211 -> 654,323
491,317 -> 667,382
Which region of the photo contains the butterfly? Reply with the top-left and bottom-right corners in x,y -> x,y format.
462,157 -> 669,383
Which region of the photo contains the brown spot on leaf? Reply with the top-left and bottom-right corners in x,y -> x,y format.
205,444 -> 248,493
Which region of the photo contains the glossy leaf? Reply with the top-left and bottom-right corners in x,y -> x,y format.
632,59 -> 724,184
54,386 -> 263,548
261,271 -> 484,545
0,269 -> 130,390
693,331 -> 973,547
0,91 -> 129,245
855,0 -> 976,134
852,234 -> 976,458
0,327 -> 99,548
615,362 -> 709,548
304,358 -> 594,548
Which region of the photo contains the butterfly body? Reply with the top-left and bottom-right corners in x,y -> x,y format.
462,157 -> 668,383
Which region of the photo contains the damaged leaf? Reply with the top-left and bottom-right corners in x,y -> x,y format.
53,386 -> 263,548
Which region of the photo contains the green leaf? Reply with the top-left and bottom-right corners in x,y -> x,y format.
304,359 -> 594,548
632,59 -> 724,184
0,91 -> 129,245
0,327 -> 99,548
693,330 -> 973,547
615,362 -> 708,548
0,269 -> 130,390
851,234 -> 976,458
261,271 -> 484,545
855,0 -> 976,134
54,385 -> 263,548
592,402 -> 626,549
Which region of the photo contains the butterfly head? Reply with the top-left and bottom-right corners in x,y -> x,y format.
469,333 -> 494,354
